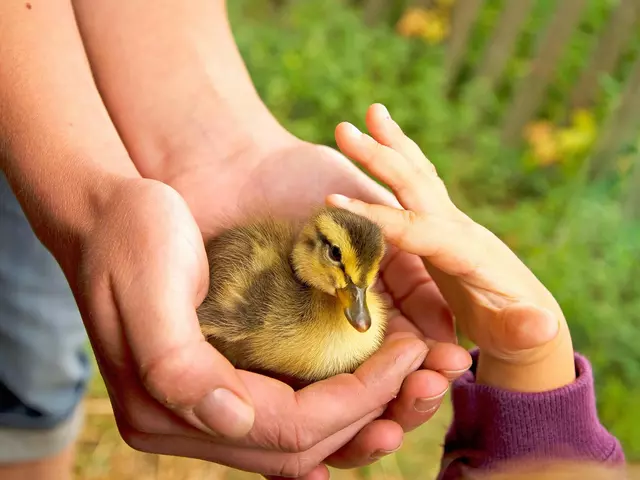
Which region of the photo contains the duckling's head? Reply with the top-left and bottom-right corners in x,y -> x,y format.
291,206 -> 385,333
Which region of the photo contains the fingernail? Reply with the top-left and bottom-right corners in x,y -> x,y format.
379,104 -> 391,119
193,388 -> 255,438
408,346 -> 429,372
330,194 -> 351,207
371,443 -> 402,459
346,123 -> 362,136
440,366 -> 472,381
414,386 -> 448,413
386,331 -> 422,345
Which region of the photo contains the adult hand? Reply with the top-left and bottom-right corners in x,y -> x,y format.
164,129 -> 472,475
69,175 -> 429,480
69,1 -> 470,474
2,1 -> 469,477
328,103 -> 576,394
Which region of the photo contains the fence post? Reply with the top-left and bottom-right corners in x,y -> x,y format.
501,0 -> 588,145
570,0 -> 639,111
474,0 -> 535,92
588,55 -> 640,179
444,0 -> 485,94
624,153 -> 640,221
363,0 -> 389,25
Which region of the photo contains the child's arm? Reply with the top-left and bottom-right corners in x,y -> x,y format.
328,103 -> 624,477
442,349 -> 624,478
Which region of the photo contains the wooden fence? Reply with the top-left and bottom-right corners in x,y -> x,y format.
357,0 -> 640,180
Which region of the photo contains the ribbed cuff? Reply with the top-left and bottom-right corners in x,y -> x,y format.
442,349 -> 624,474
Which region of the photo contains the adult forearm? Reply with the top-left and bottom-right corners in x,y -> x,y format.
0,1 -> 138,262
71,0 -> 289,182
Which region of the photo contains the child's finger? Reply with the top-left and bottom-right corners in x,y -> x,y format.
364,103 -> 451,207
328,194 -> 441,256
365,104 -> 432,174
327,194 -> 490,280
335,122 -> 435,213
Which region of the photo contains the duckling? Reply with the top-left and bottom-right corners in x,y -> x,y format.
196,206 -> 387,383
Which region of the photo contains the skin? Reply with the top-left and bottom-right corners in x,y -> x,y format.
68,0 -> 474,477
0,2 -> 573,480
328,103 -> 576,393
0,445 -> 75,480
1,1 -> 470,479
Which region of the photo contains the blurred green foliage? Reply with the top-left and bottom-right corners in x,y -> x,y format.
228,0 -> 640,461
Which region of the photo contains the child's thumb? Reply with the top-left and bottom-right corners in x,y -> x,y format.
495,303 -> 560,352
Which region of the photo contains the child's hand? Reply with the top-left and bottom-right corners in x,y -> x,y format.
328,104 -> 576,393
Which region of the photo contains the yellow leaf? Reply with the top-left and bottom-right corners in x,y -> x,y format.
420,14 -> 449,44
572,108 -> 597,134
556,129 -> 591,157
556,109 -> 597,158
524,121 -> 559,166
524,120 -> 553,143
534,140 -> 559,166
397,8 -> 429,37
397,7 -> 449,44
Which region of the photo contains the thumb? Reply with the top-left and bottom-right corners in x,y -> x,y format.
85,181 -> 256,439
114,248 -> 256,439
493,303 -> 560,353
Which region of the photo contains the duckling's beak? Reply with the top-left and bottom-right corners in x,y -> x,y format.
337,283 -> 371,333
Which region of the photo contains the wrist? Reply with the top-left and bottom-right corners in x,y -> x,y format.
72,0 -> 295,183
139,93 -> 295,185
447,350 -> 624,471
3,150 -> 137,272
475,326 -> 576,392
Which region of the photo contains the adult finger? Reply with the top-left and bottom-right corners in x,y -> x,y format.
119,404 -> 385,477
94,188 -> 257,439
385,313 -> 426,339
381,369 -> 448,432
421,342 -> 472,382
325,419 -> 403,469
379,245 -> 437,307
118,277 -> 256,440
103,327 -> 428,455
235,333 -> 427,452
264,464 -> 330,480
383,315 -> 470,382
380,248 -> 456,342
378,245 -> 455,342
377,252 -> 472,377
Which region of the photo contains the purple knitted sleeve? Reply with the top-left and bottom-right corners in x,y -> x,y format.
438,349 -> 625,479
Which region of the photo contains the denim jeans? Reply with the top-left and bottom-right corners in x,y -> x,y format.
0,173 -> 89,462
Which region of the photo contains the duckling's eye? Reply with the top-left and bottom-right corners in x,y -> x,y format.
328,245 -> 342,263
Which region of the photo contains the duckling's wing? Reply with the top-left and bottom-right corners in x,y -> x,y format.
196,218 -> 299,339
